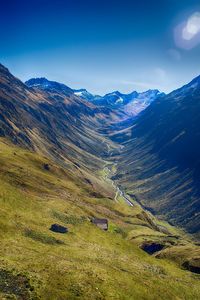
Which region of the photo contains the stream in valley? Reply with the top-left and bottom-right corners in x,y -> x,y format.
103,166 -> 133,207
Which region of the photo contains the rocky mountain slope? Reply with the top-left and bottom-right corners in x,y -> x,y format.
111,75 -> 200,239
0,65 -> 123,197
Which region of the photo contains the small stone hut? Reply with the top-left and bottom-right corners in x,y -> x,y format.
91,218 -> 108,231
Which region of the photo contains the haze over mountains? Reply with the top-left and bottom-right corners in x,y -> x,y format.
1,63 -> 200,299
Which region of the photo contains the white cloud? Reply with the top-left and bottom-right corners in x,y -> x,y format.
120,80 -> 154,89
120,68 -> 167,91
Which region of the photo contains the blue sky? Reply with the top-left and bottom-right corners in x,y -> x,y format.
1,0 -> 200,94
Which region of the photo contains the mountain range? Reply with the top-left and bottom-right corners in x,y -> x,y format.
26,77 -> 163,117
0,63 -> 200,299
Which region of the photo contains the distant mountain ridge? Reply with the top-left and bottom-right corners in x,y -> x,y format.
89,89 -> 162,106
25,77 -> 74,95
26,77 -> 164,117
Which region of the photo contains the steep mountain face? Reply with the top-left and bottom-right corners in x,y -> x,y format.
113,76 -> 200,238
123,89 -> 164,117
0,64 -> 119,197
2,67 -> 101,155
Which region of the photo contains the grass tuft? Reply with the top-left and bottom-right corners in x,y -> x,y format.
53,211 -> 87,225
24,229 -> 65,245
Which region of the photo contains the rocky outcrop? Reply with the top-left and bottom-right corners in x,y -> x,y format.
182,258 -> 200,274
141,241 -> 165,255
50,224 -> 68,234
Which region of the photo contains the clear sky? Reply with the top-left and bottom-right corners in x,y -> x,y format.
1,0 -> 200,95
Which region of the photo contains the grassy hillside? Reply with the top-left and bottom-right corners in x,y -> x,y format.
0,138 -> 200,299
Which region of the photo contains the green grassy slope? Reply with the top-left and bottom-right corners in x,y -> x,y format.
0,138 -> 200,300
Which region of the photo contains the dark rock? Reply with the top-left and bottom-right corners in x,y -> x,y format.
43,163 -> 50,171
182,258 -> 200,274
141,242 -> 165,255
50,224 -> 68,233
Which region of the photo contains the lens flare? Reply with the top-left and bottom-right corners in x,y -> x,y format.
174,12 -> 200,49
183,13 -> 200,40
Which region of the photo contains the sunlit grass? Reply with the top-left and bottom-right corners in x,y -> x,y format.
0,138 -> 200,299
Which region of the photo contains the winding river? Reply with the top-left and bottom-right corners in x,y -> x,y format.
103,166 -> 134,207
